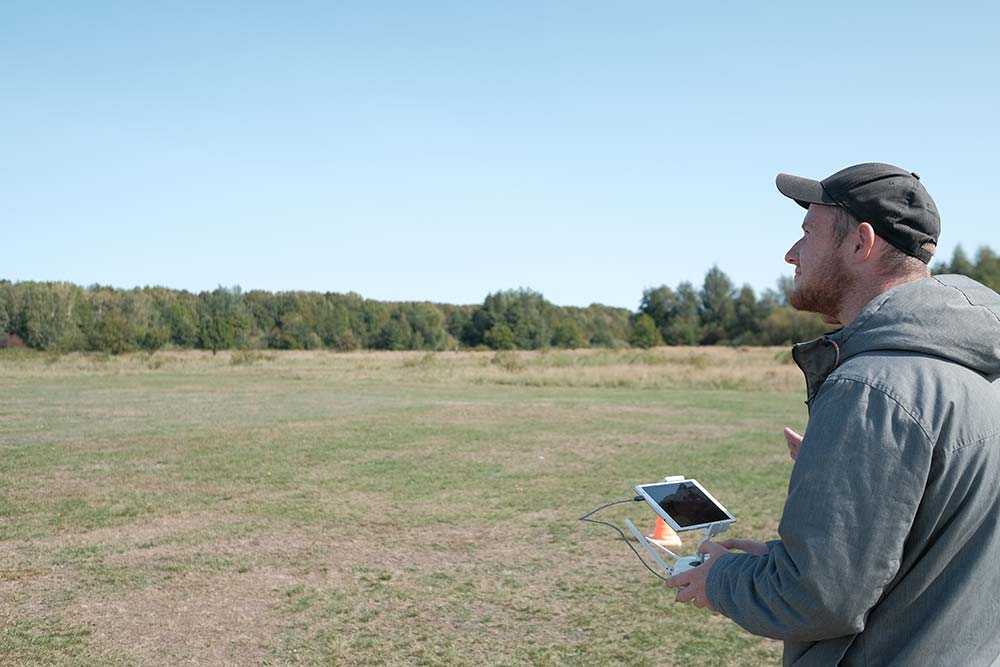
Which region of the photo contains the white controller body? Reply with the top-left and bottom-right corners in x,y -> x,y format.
672,555 -> 704,575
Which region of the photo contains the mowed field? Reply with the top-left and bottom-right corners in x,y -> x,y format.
1,347 -> 808,667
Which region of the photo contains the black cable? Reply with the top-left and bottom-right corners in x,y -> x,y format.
578,496 -> 641,521
579,497 -> 672,583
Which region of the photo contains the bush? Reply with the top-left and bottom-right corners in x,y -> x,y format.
331,331 -> 360,352
628,314 -> 664,349
551,319 -> 586,349
92,313 -> 135,355
402,352 -> 436,368
230,349 -> 274,366
139,325 -> 171,352
484,324 -> 516,350
490,350 -> 524,372
0,334 -> 25,349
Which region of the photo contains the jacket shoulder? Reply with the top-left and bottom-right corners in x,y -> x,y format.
828,351 -> 1000,454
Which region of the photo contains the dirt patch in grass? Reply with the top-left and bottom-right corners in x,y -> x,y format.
6,518 -> 325,665
66,568 -> 300,665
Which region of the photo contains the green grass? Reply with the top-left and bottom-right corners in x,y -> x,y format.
0,348 -> 806,666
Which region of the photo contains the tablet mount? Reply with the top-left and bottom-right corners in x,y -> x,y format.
624,517 -> 729,575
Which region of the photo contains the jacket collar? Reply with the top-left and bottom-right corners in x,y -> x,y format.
792,334 -> 842,409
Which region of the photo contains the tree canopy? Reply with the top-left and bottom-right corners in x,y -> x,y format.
2,244 -> 995,353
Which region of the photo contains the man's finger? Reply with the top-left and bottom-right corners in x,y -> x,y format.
693,593 -> 712,609
784,427 -> 804,461
720,539 -> 759,552
784,427 -> 803,445
698,540 -> 728,557
666,571 -> 692,589
675,585 -> 696,604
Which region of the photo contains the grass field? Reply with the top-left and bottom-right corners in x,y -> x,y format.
0,347 -> 807,666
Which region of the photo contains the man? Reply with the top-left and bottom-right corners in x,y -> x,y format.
666,163 -> 1000,665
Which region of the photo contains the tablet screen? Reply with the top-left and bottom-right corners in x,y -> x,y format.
637,480 -> 732,529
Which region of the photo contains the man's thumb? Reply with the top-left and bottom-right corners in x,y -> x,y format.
783,427 -> 803,446
699,540 -> 728,557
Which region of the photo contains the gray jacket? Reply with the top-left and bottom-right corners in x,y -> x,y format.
706,275 -> 1000,666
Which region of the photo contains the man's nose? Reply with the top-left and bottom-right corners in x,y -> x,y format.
785,241 -> 799,265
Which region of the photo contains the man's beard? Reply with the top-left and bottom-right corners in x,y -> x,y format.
789,253 -> 850,320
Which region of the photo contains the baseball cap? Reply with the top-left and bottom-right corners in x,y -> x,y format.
776,162 -> 940,263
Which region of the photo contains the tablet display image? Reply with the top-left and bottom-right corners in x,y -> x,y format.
635,480 -> 734,532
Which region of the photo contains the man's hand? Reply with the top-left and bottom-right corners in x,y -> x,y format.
720,538 -> 769,556
665,541 -> 729,611
784,427 -> 803,461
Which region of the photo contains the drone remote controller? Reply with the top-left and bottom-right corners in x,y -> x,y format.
624,518 -> 728,576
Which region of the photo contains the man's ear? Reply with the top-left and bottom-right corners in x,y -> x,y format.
853,222 -> 878,262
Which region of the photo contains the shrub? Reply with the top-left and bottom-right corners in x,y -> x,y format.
490,350 -> 524,372
627,314 -> 664,349
484,324 -> 516,350
0,334 -> 25,349
230,349 -> 274,366
551,319 -> 585,349
92,313 -> 135,355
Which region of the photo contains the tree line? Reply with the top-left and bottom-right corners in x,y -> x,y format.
628,244 -> 1000,349
0,283 -> 632,354
1,245 -> 995,354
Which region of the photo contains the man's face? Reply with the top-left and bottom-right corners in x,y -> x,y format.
784,204 -> 852,320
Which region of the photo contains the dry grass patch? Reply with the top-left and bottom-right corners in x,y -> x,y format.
66,568 -> 298,665
1,347 -> 801,393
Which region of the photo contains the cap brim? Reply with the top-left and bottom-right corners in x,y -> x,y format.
776,173 -> 837,210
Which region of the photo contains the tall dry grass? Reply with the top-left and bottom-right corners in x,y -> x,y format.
0,346 -> 803,392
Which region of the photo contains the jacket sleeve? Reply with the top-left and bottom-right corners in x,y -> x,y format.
705,376 -> 934,641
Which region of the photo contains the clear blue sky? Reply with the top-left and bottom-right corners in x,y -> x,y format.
3,2 -> 997,309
